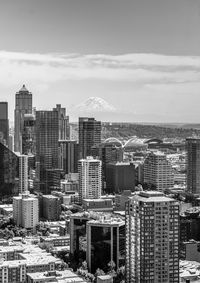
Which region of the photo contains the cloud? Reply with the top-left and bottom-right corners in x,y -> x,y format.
0,50 -> 200,89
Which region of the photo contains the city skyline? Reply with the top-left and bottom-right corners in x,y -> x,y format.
1,0 -> 200,122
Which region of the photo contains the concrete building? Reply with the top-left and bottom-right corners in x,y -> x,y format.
186,138 -> 200,195
125,191 -> 179,283
82,198 -> 113,212
18,154 -> 29,194
86,215 -> 125,273
106,162 -> 135,194
144,151 -> 174,190
42,195 -> 61,221
0,102 -> 9,146
78,157 -> 102,203
13,192 -> 39,231
79,117 -> 101,159
14,85 -> 32,153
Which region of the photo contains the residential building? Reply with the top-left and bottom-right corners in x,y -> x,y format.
125,191 -> 179,283
18,154 -> 29,194
13,192 -> 39,231
186,138 -> 200,195
79,117 -> 101,159
144,151 -> 174,190
78,157 -> 102,203
42,195 -> 61,221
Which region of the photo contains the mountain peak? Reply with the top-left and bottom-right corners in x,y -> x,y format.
75,97 -> 116,113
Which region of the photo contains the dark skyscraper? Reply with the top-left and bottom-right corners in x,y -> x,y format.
14,85 -> 32,153
0,102 -> 9,146
53,104 -> 70,140
36,110 -> 59,193
58,140 -> 79,174
0,142 -> 19,199
22,113 -> 36,155
79,117 -> 101,159
186,138 -> 200,195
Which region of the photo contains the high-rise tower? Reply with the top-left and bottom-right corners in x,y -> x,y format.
186,137 -> 200,195
14,85 -> 32,153
0,102 -> 9,146
79,117 -> 101,159
78,156 -> 102,203
125,191 -> 179,283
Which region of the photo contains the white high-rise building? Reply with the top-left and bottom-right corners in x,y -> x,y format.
78,156 -> 102,203
19,154 -> 29,193
144,151 -> 174,190
13,192 -> 39,231
125,191 -> 179,283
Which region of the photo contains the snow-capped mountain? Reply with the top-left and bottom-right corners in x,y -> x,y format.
74,97 -> 116,113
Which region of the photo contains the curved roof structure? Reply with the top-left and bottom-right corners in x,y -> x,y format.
103,137 -> 123,147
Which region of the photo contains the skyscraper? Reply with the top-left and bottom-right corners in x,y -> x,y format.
79,117 -> 101,159
78,156 -> 102,203
144,151 -> 174,190
0,142 -> 19,199
186,138 -> 200,195
91,142 -> 123,189
58,140 -> 79,174
0,102 -> 9,146
36,109 -> 59,193
22,113 -> 36,155
125,191 -> 179,283
53,104 -> 70,140
14,85 -> 32,153
18,154 -> 28,194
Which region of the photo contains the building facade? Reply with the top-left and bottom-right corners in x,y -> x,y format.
14,85 -> 32,153
78,157 -> 102,203
0,102 -> 9,146
186,138 -> 200,195
13,192 -> 39,231
19,154 -> 29,194
79,117 -> 101,159
125,191 -> 179,283
144,151 -> 174,190
58,140 -> 79,174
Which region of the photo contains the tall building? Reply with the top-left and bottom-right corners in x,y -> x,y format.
58,140 -> 79,174
42,195 -> 61,221
53,104 -> 70,140
78,157 -> 102,203
144,151 -> 174,190
13,192 -> 39,231
125,191 -> 179,283
22,113 -> 36,155
18,154 -> 28,194
91,142 -> 123,189
0,142 -> 19,199
86,216 -> 125,273
14,85 -> 32,153
106,162 -> 135,194
186,138 -> 200,195
0,102 -> 9,146
35,110 -> 59,193
79,117 -> 101,159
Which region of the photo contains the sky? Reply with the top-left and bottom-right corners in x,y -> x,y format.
1,0 -> 200,123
